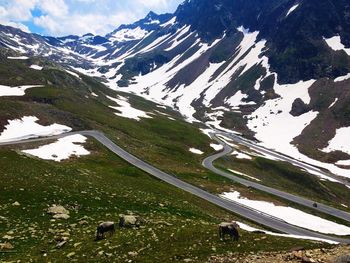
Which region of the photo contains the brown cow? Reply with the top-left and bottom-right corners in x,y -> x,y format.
219,222 -> 240,241
95,221 -> 115,240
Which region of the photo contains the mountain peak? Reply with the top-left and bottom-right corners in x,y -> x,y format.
146,11 -> 158,18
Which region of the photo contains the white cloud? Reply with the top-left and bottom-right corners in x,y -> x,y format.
34,11 -> 136,36
135,0 -> 168,8
2,21 -> 30,32
39,0 -> 69,17
0,0 -> 182,36
33,15 -> 60,34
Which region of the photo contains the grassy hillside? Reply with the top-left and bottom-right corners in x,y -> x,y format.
0,140 -> 321,262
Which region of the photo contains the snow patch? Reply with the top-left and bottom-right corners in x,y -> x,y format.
189,148 -> 204,155
203,27 -> 263,107
334,73 -> 350,82
328,98 -> 338,108
0,116 -> 71,143
161,16 -> 177,27
237,222 -> 337,244
65,70 -> 81,79
325,36 -> 350,55
7,56 -> 29,60
228,169 -> 261,182
210,143 -> 224,151
0,85 -> 43,97
109,27 -> 148,43
226,90 -> 256,108
322,127 -> 350,155
22,135 -> 90,162
231,150 -> 252,160
30,65 -> 43,70
107,95 -> 152,121
221,191 -> 350,236
286,4 -> 300,17
336,160 -> 350,166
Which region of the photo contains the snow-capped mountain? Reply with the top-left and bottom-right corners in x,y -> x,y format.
1,0 -> 350,178
106,11 -> 173,43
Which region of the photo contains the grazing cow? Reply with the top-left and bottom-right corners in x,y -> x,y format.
219,222 -> 240,241
96,221 -> 115,240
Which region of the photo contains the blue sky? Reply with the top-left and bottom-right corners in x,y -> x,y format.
0,0 -> 183,36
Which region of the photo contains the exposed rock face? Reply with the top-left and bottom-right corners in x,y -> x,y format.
290,98 -> 310,117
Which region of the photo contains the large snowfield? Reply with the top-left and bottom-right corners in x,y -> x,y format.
22,135 -> 90,162
0,116 -> 71,142
221,191 -> 350,236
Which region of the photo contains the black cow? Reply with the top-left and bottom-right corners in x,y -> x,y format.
95,221 -> 115,240
219,222 -> 240,241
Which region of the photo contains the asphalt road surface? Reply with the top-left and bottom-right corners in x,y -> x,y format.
217,132 -> 350,188
203,133 -> 350,223
1,130 -> 350,244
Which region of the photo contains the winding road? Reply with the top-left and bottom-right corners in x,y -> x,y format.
1,130 -> 350,244
203,133 -> 350,223
217,132 -> 350,188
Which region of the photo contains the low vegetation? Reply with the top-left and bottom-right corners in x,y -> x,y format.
0,141 -> 322,262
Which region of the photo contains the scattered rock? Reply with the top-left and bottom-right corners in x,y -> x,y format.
333,254 -> 350,263
73,242 -> 82,248
292,250 -> 304,259
67,252 -> 75,258
119,214 -> 139,228
12,201 -> 20,206
56,241 -> 67,249
53,214 -> 70,220
47,205 -> 69,215
47,205 -> 70,220
154,221 -> 173,226
290,246 -> 305,252
128,251 -> 138,257
78,220 -> 88,226
301,256 -> 315,263
208,245 -> 350,263
0,242 -> 14,250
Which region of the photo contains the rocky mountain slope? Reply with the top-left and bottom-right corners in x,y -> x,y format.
1,0 -> 350,179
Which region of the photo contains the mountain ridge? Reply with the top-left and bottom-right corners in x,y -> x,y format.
1,0 -> 350,179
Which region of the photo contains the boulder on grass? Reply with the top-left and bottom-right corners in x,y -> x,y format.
119,214 -> 140,228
